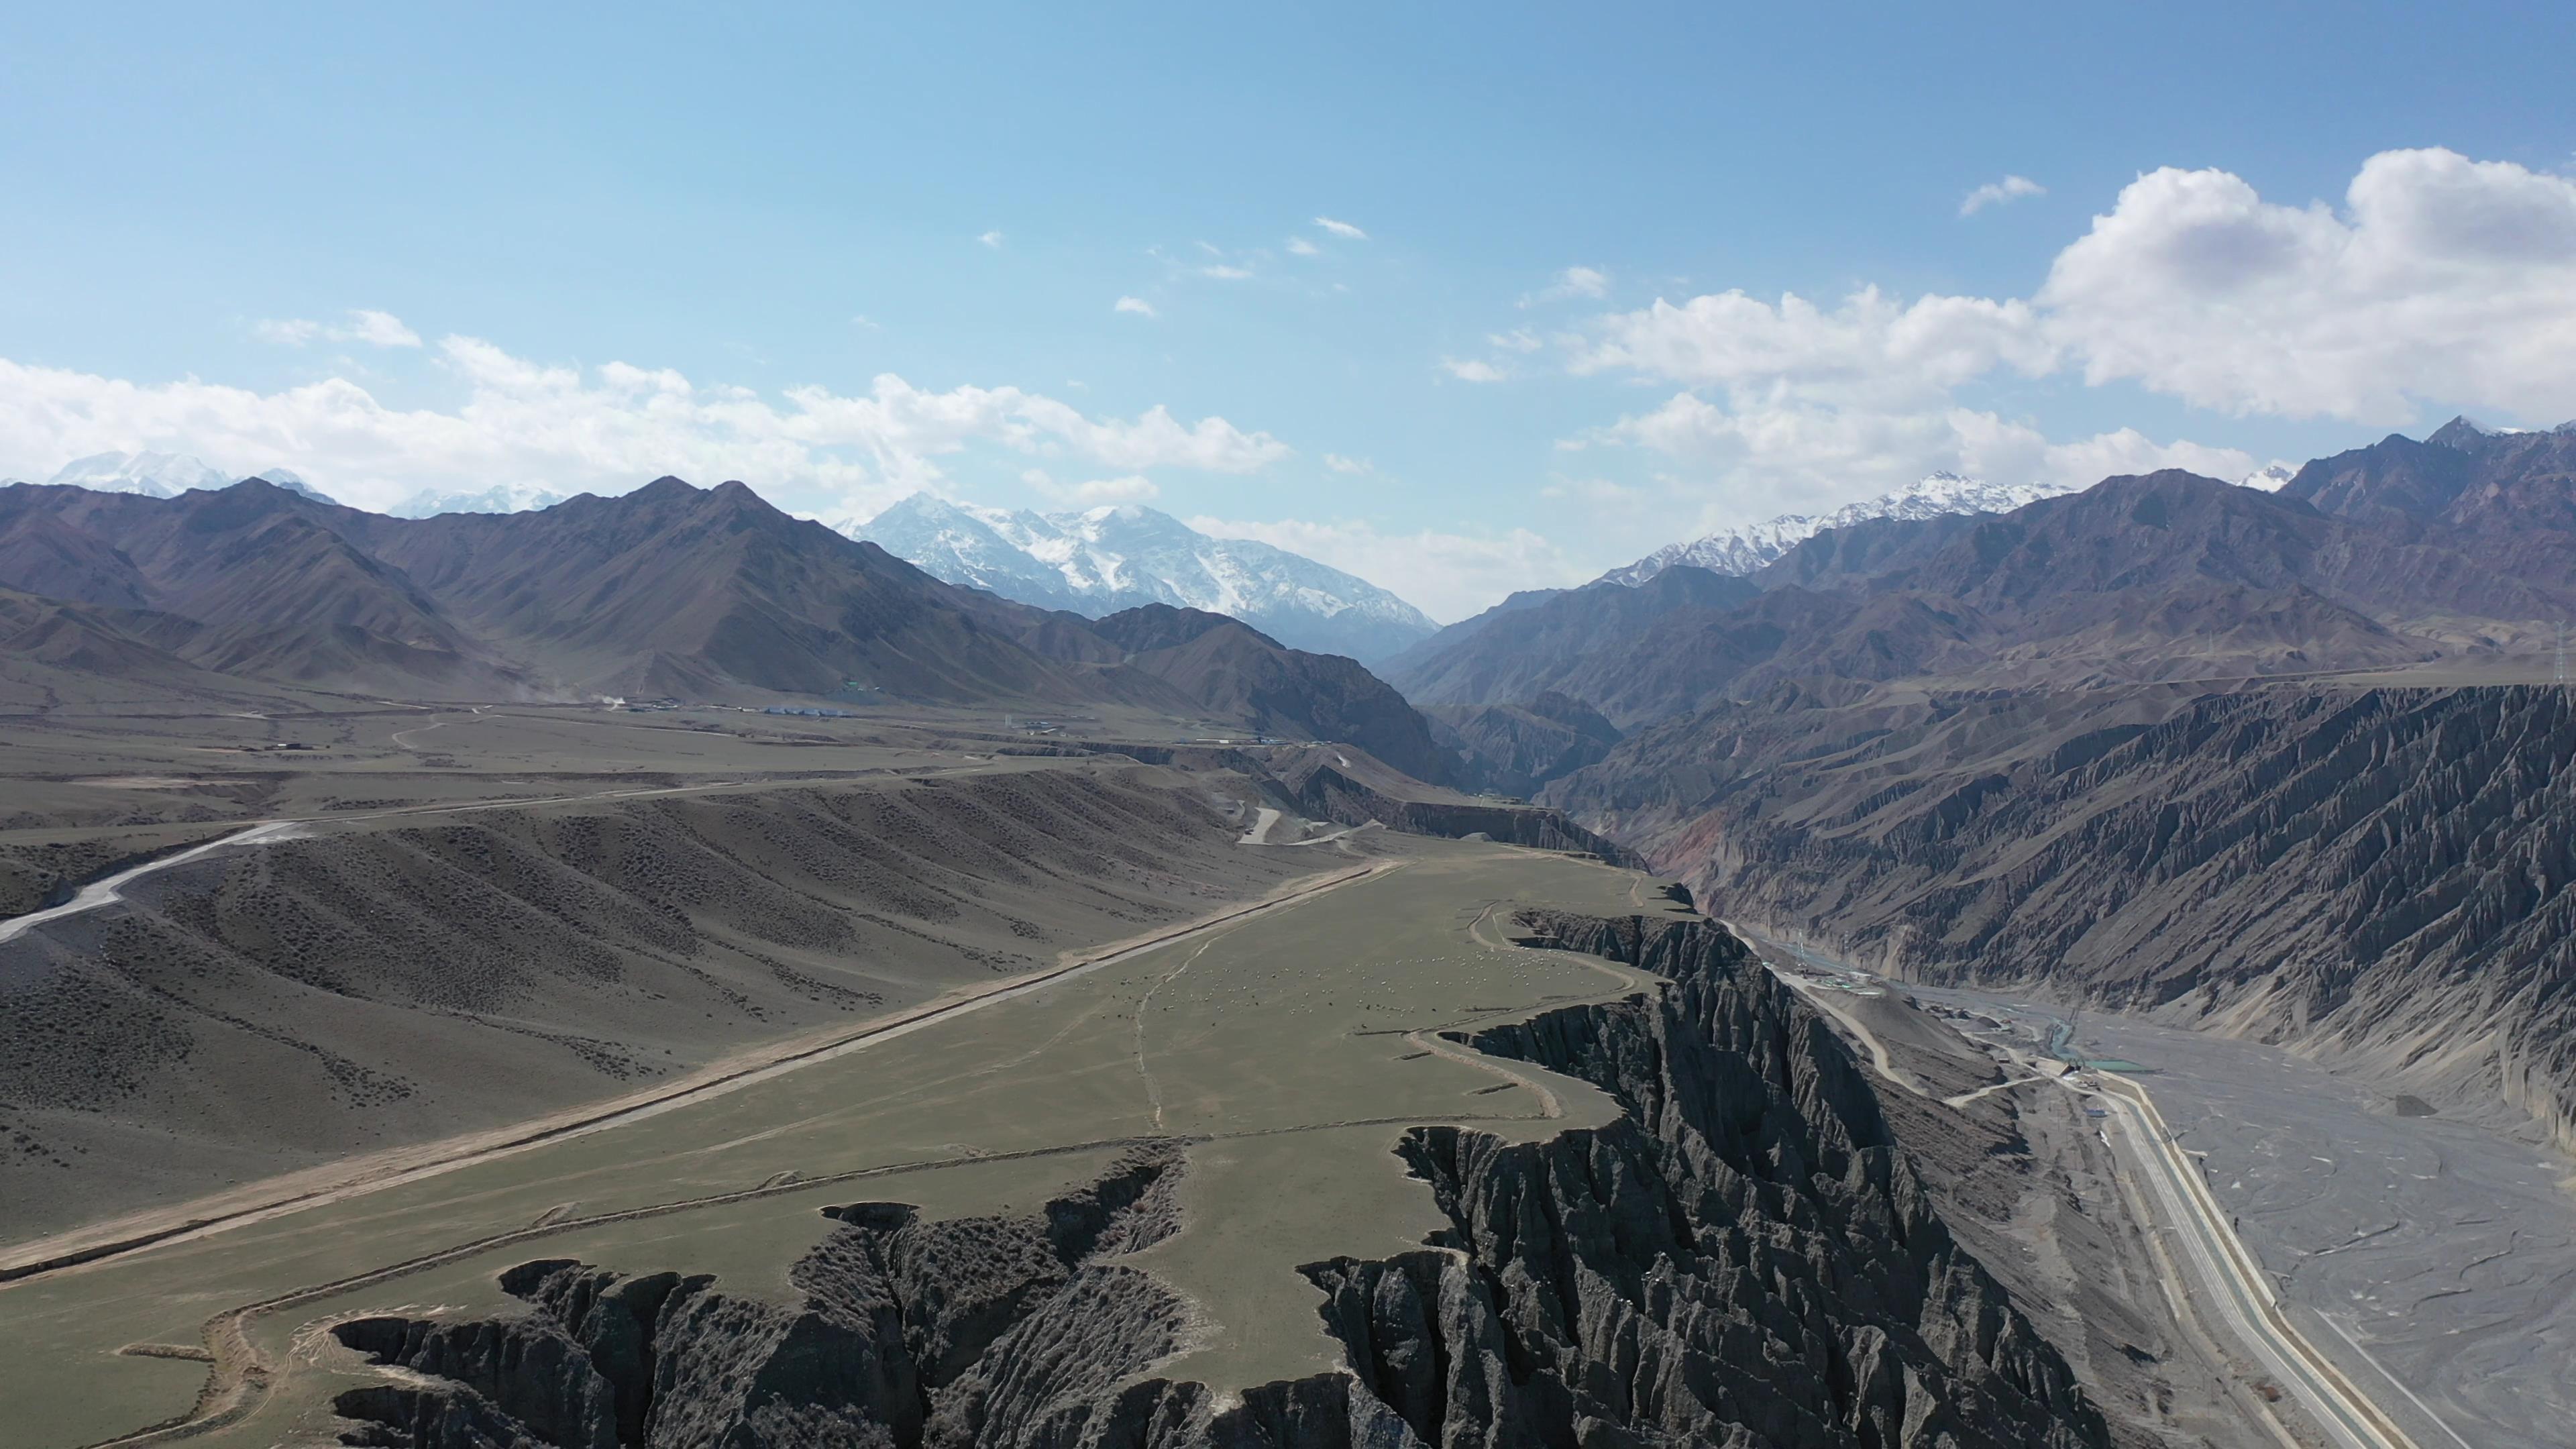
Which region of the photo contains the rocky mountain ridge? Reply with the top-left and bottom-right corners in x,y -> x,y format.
1595,471 -> 2078,586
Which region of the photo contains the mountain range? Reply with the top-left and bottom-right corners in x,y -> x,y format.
846,492 -> 1438,663
1596,471 -> 2079,585
32,450 -> 337,504
390,483 -> 571,517
1387,417 -> 2576,765
0,476 -> 1434,768
1594,463 -> 2317,589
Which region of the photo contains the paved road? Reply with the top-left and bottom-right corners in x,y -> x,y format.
2093,1073 -> 2421,1449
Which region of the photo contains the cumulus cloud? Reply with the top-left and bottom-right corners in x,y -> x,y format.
1568,286 -> 2056,402
254,309 -> 423,348
2039,148 -> 2576,419
1313,217 -> 1368,240
0,336 -> 1289,519
1200,264 -> 1253,281
1114,295 -> 1158,317
1560,147 -> 2576,531
1285,235 -> 1321,257
1960,174 -> 2045,216
1322,453 -> 1373,474
1188,515 -> 1581,623
1440,358 -> 1507,383
1487,328 -> 1543,353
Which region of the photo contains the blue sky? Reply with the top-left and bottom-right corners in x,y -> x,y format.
7,3 -> 2576,619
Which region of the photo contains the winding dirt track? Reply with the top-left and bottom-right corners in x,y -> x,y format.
0,857 -> 1401,1286
0,822 -> 304,946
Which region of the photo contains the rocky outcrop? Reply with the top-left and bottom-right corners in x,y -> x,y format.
331,918 -> 2110,1449
333,1147 -> 1426,1449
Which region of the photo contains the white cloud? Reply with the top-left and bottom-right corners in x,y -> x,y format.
1114,295 -> 1158,317
1313,217 -> 1368,240
1539,476 -> 1642,504
1593,391 -> 2253,524
1564,146 -> 2576,533
0,336 -> 1289,519
1568,286 -> 2055,402
1201,264 -> 1253,281
254,309 -> 423,348
1960,174 -> 2046,216
977,230 -> 1006,249
343,309 -> 423,347
1440,358 -> 1507,383
2040,148 -> 2576,420
1523,266 -> 1610,307
1487,328 -> 1543,353
1322,453 -> 1373,474
254,318 -> 321,345
1285,235 -> 1321,257
1189,515 -> 1580,623
1028,470 -> 1160,505
1555,266 -> 1609,299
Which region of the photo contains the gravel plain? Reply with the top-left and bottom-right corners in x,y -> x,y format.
1909,985 -> 2576,1449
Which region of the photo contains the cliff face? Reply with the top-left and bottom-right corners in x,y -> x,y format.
1559,683 -> 2576,1150
331,912 -> 2108,1449
1305,912 -> 2102,1449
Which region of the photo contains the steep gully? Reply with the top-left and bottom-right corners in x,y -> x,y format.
319,912 -> 2110,1448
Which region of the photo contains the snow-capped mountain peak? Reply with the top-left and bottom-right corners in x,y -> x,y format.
1597,472 -> 2076,586
44,451 -> 232,498
390,484 -> 571,517
2236,464 -> 2297,492
845,491 -> 1438,662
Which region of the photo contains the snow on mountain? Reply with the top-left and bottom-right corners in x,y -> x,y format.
847,492 -> 1438,663
44,451 -> 232,498
244,468 -> 340,504
1596,472 -> 2077,586
2236,464 -> 2297,492
390,484 -> 570,517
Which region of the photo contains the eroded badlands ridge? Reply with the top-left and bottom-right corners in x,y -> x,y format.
330,910 -> 2108,1449
1558,683 -> 2576,1148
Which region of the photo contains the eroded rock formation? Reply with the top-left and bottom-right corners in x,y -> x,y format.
331,912 -> 2108,1449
